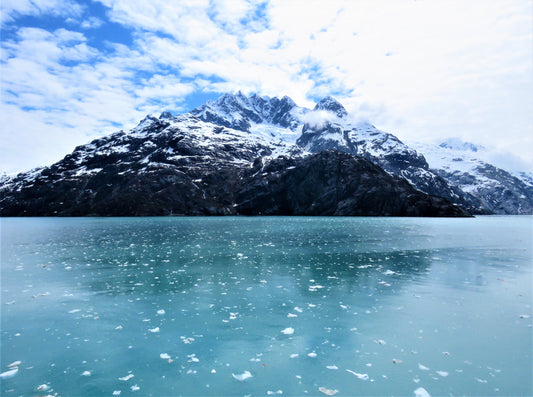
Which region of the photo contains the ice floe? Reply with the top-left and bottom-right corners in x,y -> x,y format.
232,370 -> 252,381
0,367 -> 18,379
81,370 -> 91,376
157,309 -> 165,315
160,353 -> 171,360
307,352 -> 317,358
148,327 -> 160,333
112,391 -> 121,396
119,374 -> 134,381
281,327 -> 294,335
36,384 -> 50,392
8,361 -> 21,368
346,369 -> 369,380
130,384 -> 140,391
414,387 -> 431,397
418,364 -> 429,371
326,365 -> 338,370
319,387 -> 338,396
436,371 -> 448,377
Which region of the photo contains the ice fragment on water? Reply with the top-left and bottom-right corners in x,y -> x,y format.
68,309 -> 81,313
119,374 -> 134,381
160,353 -> 171,360
211,369 -> 216,373
130,384 -> 140,392
0,368 -> 18,379
436,371 -> 448,377
307,352 -> 317,358
519,314 -> 530,319
382,270 -> 395,275
475,378 -> 488,383
8,361 -> 21,368
115,325 -> 123,330
290,354 -> 299,358
414,387 -> 431,397
36,384 -> 50,392
281,327 -> 294,335
82,370 -> 91,376
157,309 -> 165,315
326,365 -> 338,370
392,359 -> 402,364
232,371 -> 252,381
112,391 -> 121,396
287,313 -> 297,318
148,327 -> 160,333
318,387 -> 338,396
294,307 -> 303,313
346,369 -> 369,380
418,364 -> 429,371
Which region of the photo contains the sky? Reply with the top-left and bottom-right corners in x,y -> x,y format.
1,0 -> 532,174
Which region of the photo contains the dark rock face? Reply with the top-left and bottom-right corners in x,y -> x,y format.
237,151 -> 470,217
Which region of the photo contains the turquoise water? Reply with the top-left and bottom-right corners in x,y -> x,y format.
1,216 -> 532,396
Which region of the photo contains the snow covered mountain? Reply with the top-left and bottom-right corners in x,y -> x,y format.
0,92 -> 529,216
411,139 -> 533,214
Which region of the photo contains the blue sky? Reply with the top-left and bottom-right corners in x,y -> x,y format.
1,0 -> 532,174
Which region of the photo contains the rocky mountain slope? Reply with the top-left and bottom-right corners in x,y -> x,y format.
0,92 -> 529,216
411,139 -> 533,215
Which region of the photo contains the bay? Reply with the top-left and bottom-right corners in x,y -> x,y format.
1,216 -> 531,396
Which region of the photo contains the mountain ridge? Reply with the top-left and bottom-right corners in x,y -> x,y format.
1,92 -> 530,216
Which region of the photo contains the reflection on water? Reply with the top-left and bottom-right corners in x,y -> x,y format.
1,216 -> 532,396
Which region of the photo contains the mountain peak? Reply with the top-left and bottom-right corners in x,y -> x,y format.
314,96 -> 347,118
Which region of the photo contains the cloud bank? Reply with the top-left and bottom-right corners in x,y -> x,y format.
0,0 -> 531,173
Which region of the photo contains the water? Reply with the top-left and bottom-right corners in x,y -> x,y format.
1,216 -> 531,396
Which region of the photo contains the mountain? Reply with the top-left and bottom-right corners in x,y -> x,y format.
411,139 -> 533,215
1,92 -> 528,217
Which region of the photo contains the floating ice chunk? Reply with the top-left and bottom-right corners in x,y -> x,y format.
115,325 -> 123,330
160,353 -> 171,360
346,369 -> 369,381
187,354 -> 199,362
319,387 -> 338,396
112,391 -> 121,396
68,309 -> 81,314
290,354 -> 299,359
281,327 -> 294,335
383,270 -> 395,275
418,364 -> 429,371
519,314 -> 530,319
392,359 -> 403,364
82,370 -> 91,376
287,313 -> 297,318
211,369 -> 216,374
148,327 -> 160,333
414,387 -> 431,397
307,352 -> 317,358
0,368 -> 18,379
232,371 -> 252,381
475,377 -> 488,383
119,374 -> 134,381
375,339 -> 386,345
326,365 -> 338,370
267,390 -> 283,395
130,384 -> 140,392
436,371 -> 448,377
294,307 -> 303,313
5,300 -> 15,305
8,361 -> 21,368
157,309 -> 165,315
36,384 -> 49,392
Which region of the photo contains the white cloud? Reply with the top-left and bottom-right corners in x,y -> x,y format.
299,109 -> 338,129
1,0 -> 84,25
1,0 -> 531,173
